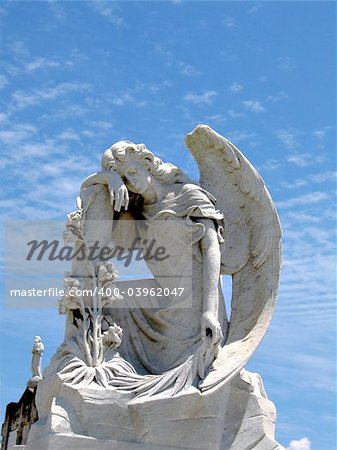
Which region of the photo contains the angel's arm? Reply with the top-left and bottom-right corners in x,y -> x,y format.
81,170 -> 129,212
198,218 -> 223,345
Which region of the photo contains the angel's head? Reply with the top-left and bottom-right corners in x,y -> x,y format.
101,140 -> 189,194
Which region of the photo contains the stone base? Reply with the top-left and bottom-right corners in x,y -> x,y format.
23,433 -> 184,449
22,370 -> 284,450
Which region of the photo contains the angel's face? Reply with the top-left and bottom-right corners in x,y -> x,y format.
118,160 -> 152,195
111,141 -> 155,197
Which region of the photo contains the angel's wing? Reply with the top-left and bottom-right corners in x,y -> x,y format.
185,125 -> 282,392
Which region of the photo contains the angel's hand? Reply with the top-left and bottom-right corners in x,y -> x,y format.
107,170 -> 129,212
201,312 -> 223,345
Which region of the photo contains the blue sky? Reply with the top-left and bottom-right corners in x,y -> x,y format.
0,1 -> 336,449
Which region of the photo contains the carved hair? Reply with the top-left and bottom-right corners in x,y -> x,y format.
102,140 -> 190,184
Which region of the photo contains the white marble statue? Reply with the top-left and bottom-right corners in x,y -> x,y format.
31,336 -> 44,379
23,125 -> 283,450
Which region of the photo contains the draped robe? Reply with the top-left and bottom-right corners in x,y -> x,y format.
107,182 -> 228,375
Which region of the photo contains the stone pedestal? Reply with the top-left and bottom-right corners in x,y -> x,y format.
23,370 -> 284,450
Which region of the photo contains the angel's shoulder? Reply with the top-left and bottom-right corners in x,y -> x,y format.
180,182 -> 217,204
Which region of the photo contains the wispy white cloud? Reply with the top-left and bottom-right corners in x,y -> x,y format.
110,91 -> 147,108
262,159 -> 283,170
313,129 -> 325,140
58,129 -> 81,141
282,171 -> 337,189
205,114 -> 226,124
287,206 -> 337,226
287,152 -> 324,167
20,140 -> 62,158
7,39 -> 30,59
276,129 -> 298,150
4,38 -> 75,76
256,191 -> 336,406
223,17 -> 236,28
226,130 -> 256,143
276,191 -> 330,209
282,211 -> 322,224
284,224 -> 335,248
281,179 -> 307,189
312,126 -> 334,141
286,437 -> 311,450
0,74 -> 8,90
0,112 -> 10,125
154,44 -> 174,67
40,103 -> 89,122
0,123 -> 37,146
229,82 -> 244,93
11,82 -> 91,110
81,130 -> 95,138
243,100 -> 265,112
47,0 -> 66,21
249,193 -> 335,450
148,80 -> 173,94
90,0 -> 123,26
277,56 -> 295,72
228,109 -> 244,119
309,171 -> 336,183
179,62 -> 201,76
69,48 -> 89,63
25,57 -> 73,73
247,3 -> 263,14
0,124 -> 96,219
183,90 -> 217,105
267,151 -> 327,179
278,209 -> 335,311
58,124 -> 111,141
154,49 -> 200,77
88,120 -> 113,131
266,91 -> 288,102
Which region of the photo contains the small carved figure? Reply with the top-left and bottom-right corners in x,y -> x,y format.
31,336 -> 44,379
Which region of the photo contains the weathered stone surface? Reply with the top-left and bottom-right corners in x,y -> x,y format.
23,369 -> 284,450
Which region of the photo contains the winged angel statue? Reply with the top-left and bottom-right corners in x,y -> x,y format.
54,125 -> 281,398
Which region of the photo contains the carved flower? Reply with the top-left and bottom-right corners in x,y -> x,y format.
97,263 -> 122,306
58,277 -> 83,314
67,209 -> 83,228
63,209 -> 83,243
102,323 -> 123,349
64,276 -> 81,291
97,262 -> 118,284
